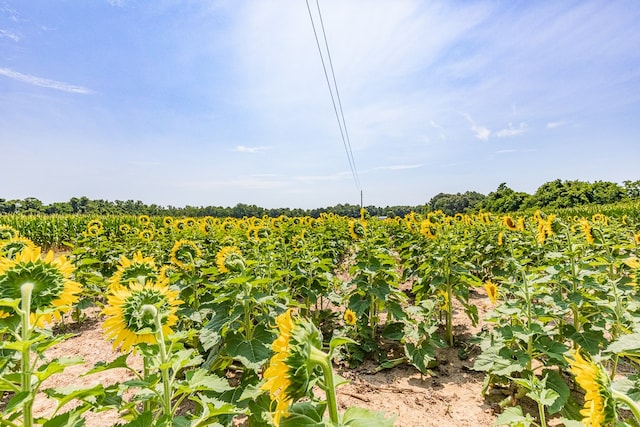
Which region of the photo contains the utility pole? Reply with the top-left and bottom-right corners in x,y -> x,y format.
360,190 -> 363,209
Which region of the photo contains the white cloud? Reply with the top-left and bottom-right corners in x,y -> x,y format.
496,122 -> 528,137
376,164 -> 422,171
463,113 -> 491,141
546,121 -> 566,129
234,145 -> 272,153
0,67 -> 93,94
0,29 -> 20,41
107,0 -> 126,7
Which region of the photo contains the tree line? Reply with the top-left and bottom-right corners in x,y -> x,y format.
2,179 -> 639,218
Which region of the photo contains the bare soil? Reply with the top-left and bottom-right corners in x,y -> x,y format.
29,290 -> 500,427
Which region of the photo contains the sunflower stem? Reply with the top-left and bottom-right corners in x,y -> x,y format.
612,389 -> 640,424
20,282 -> 34,427
310,346 -> 339,425
143,304 -> 172,419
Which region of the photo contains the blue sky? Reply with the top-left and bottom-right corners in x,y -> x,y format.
1,1 -> 639,209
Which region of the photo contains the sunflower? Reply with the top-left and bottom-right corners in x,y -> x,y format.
419,220 -> 436,239
102,277 -> 182,352
634,232 -> 640,245
138,215 -> 151,226
349,220 -> 367,241
291,234 -> 306,252
0,246 -> 82,326
0,225 -> 19,241
344,309 -> 357,326
215,246 -> 245,273
109,252 -> 157,289
565,348 -> 615,427
497,232 -> 504,246
86,219 -> 104,237
119,223 -> 131,234
536,220 -> 547,244
502,216 -> 517,231
139,229 -> 154,242
159,264 -> 179,281
162,216 -> 174,228
0,237 -> 36,259
484,280 -> 498,304
579,219 -> 595,245
261,310 -> 323,426
169,239 -> 201,270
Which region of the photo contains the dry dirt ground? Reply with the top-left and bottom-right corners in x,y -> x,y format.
30,291 -> 500,427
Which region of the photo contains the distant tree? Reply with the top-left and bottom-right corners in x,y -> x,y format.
428,191 -> 485,216
480,183 -> 532,213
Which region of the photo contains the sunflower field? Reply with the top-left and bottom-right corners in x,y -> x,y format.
1,207 -> 640,426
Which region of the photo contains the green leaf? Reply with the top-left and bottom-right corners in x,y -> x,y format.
543,369 -> 570,415
225,330 -> 272,371
606,332 -> 640,357
177,369 -> 231,394
381,322 -> 405,341
41,410 -> 86,427
4,391 -> 30,413
280,401 -> 327,426
34,356 -> 84,382
494,406 -> 535,427
404,341 -> 437,375
329,336 -> 358,355
84,353 -> 130,375
342,406 -> 396,427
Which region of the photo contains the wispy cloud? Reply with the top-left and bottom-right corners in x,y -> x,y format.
496,148 -> 536,154
0,29 -> 20,41
463,113 -> 491,141
376,164 -> 422,171
0,68 -> 93,94
234,145 -> 272,153
107,0 -> 126,7
546,121 -> 566,129
496,122 -> 528,137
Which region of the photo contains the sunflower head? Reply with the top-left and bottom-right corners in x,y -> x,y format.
109,252 -> 157,288
502,216 -> 517,231
291,234 -> 306,252
162,216 -> 174,228
139,229 -> 154,242
102,277 -> 182,352
261,310 -> 324,426
0,237 -> 36,259
497,232 -> 504,246
634,232 -> 640,245
119,223 -> 131,234
579,219 -> 595,245
0,225 -> 19,241
170,239 -> 201,270
349,220 -> 367,241
138,215 -> 151,226
484,280 -> 498,304
344,309 -> 357,326
215,246 -> 245,274
565,348 -> 616,427
0,246 -> 82,326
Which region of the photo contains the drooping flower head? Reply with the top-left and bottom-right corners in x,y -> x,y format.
109,252 -> 157,289
102,277 -> 182,352
484,280 -> 498,304
579,218 -> 595,245
502,216 -> 517,231
349,220 -> 367,241
565,348 -> 616,427
215,246 -> 245,274
261,309 -> 324,426
170,239 -> 201,270
0,246 -> 82,326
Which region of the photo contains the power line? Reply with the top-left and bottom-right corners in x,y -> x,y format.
305,0 -> 361,191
